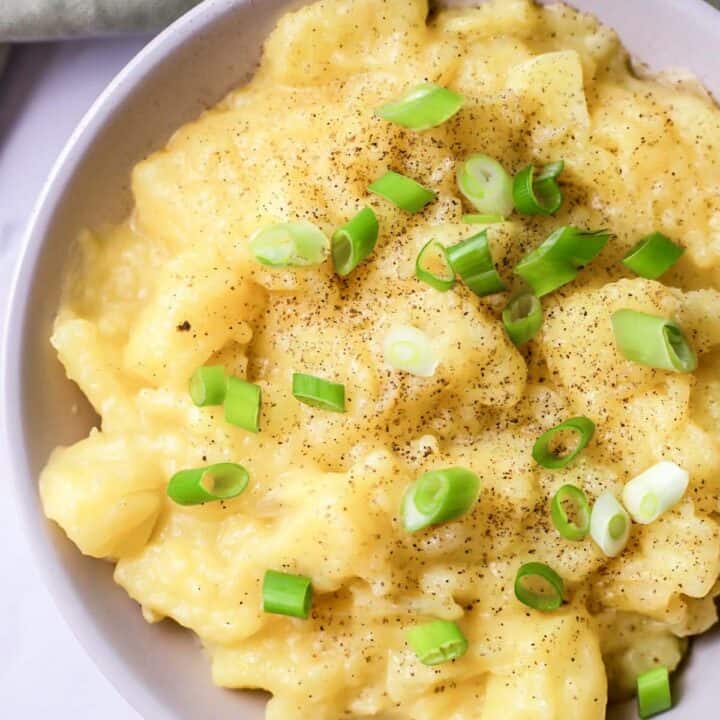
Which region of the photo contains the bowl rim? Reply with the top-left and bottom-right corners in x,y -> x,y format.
4,0 -> 720,718
1,1 -> 243,717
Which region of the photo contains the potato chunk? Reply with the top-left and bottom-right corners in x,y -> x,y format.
40,432 -> 163,559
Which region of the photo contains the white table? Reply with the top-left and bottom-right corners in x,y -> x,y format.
0,38 -> 147,718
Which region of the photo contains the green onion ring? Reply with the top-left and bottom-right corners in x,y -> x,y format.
590,491 -> 631,558
622,232 -> 684,280
332,207 -> 379,277
462,213 -> 504,224
402,467 -> 481,533
369,171 -> 436,213
514,562 -> 565,612
407,619 -> 468,665
502,293 -> 543,346
611,309 -> 697,373
637,666 -> 672,718
262,570 -> 313,619
249,221 -> 329,267
415,239 -> 455,291
621,460 -> 689,525
550,484 -> 591,541
189,365 -> 226,407
375,82 -> 464,131
383,324 -> 439,377
446,230 -> 506,296
224,375 -> 262,432
513,160 -> 564,215
167,462 -> 249,505
292,372 -> 346,412
456,153 -> 514,217
532,416 -> 596,469
515,226 -> 609,297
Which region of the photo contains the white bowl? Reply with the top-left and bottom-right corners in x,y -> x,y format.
3,1 -> 720,717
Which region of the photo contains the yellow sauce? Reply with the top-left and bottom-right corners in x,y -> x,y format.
40,0 -> 720,717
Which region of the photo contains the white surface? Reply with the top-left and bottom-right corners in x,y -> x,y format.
0,38 -> 146,718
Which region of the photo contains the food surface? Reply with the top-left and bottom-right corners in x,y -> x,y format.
39,0 -> 720,718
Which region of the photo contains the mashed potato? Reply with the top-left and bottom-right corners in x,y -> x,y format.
40,0 -> 720,717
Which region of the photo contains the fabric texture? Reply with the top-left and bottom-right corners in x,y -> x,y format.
0,0 -> 201,41
1,0 -> 719,42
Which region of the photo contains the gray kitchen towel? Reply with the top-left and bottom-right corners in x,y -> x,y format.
0,0 -> 202,41
2,0 -> 719,41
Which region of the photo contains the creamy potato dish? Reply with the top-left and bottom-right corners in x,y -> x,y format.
40,0 -> 720,717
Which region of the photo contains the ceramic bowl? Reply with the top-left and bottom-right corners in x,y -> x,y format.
4,1 -> 720,717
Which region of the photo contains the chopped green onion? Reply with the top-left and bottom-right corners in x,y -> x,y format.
446,230 -> 506,296
415,239 -> 455,291
167,462 -> 249,505
515,226 -> 609,297
376,82 -> 464,131
532,416 -> 595,469
590,491 -> 630,557
622,232 -> 684,280
621,461 -> 689,525
332,207 -> 378,277
513,160 -> 564,215
249,221 -> 329,267
550,484 -> 590,541
514,562 -> 564,611
407,619 -> 468,665
262,570 -> 312,619
224,375 -> 261,432
292,372 -> 345,412
502,293 -> 543,346
637,667 -> 672,719
189,365 -> 226,407
369,171 -> 436,213
611,310 -> 697,373
401,467 -> 480,533
456,154 -> 514,217
383,324 -> 438,377
462,213 -> 504,224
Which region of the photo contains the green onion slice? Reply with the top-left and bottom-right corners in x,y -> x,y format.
332,207 -> 378,277
550,484 -> 591,541
462,213 -> 504,224
590,491 -> 630,557
249,221 -> 329,267
513,160 -> 564,215
376,82 -> 464,131
262,570 -> 313,619
532,416 -> 595,469
189,365 -> 226,407
621,461 -> 689,525
514,562 -> 565,611
292,372 -> 345,413
369,171 -> 436,213
502,293 -> 543,346
224,375 -> 261,432
456,154 -> 514,217
407,619 -> 468,665
515,226 -> 610,297
415,239 -> 455,291
446,230 -> 506,296
637,666 -> 672,719
611,309 -> 697,373
167,462 -> 249,505
622,232 -> 684,280
383,324 -> 439,377
401,467 -> 480,533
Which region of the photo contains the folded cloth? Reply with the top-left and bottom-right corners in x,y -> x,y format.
0,0 -> 202,41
